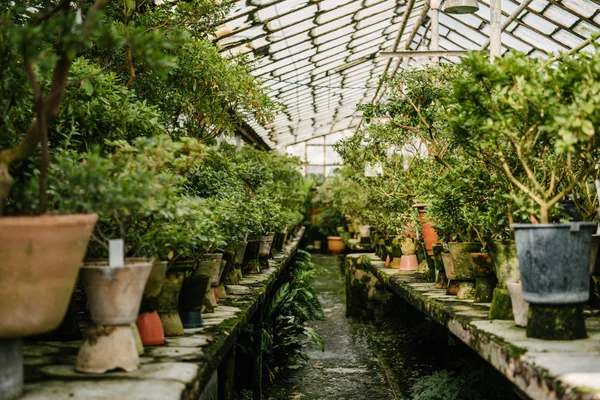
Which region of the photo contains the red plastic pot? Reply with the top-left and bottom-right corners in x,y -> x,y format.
136,311 -> 166,346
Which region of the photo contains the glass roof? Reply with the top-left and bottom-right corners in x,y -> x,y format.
214,0 -> 600,149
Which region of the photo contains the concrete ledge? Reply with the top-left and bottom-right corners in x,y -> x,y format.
20,230 -> 304,400
347,253 -> 600,400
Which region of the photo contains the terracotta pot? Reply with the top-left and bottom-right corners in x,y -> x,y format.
327,236 -> 346,254
76,325 -> 139,373
259,234 -> 275,258
447,242 -> 481,280
136,311 -> 165,346
507,282 -> 528,327
412,204 -> 440,255
131,322 -> 144,356
0,213 -> 98,339
399,254 -> 418,271
80,259 -> 153,325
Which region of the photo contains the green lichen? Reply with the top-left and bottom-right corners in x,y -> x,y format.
488,288 -> 513,320
527,303 -> 587,340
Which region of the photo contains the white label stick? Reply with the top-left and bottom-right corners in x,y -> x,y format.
109,239 -> 125,268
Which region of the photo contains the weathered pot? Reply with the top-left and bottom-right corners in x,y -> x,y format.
358,225 -> 371,239
590,234 -> 600,275
259,234 -> 275,258
513,222 -> 596,304
507,282 -> 528,327
235,241 -> 248,265
447,242 -> 481,280
488,240 -> 520,289
327,236 -> 346,254
202,253 -> 224,287
0,339 -> 22,400
243,239 -> 262,272
76,325 -> 139,373
0,213 -> 98,339
441,251 -> 456,280
80,259 -> 153,325
412,204 -> 440,256
156,271 -> 185,336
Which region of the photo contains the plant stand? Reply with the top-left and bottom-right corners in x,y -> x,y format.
0,339 -> 23,400
488,240 -> 520,320
432,244 -> 447,289
76,325 -> 139,373
527,303 -> 586,340
157,272 -> 185,336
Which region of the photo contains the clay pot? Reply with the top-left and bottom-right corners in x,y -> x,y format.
142,260 -> 168,300
0,339 -> 23,400
80,259 -> 153,325
234,240 -> 248,265
76,325 -> 139,373
399,254 -> 418,271
358,225 -> 371,239
197,254 -> 222,308
507,282 -> 528,327
488,240 -> 520,289
327,236 -> 346,254
156,272 -> 185,336
136,311 -> 165,346
447,242 -> 481,280
412,204 -> 440,256
259,234 -> 275,258
0,213 -> 98,339
131,322 -> 144,355
441,252 -> 455,280
243,239 -> 262,272
179,275 -> 211,312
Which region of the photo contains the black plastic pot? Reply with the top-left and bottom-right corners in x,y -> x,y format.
180,311 -> 203,329
513,222 -> 596,304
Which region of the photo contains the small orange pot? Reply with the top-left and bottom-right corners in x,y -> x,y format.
136,311 -> 165,346
327,236 -> 346,254
399,254 -> 418,271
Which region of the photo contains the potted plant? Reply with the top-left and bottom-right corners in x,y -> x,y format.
447,50 -> 600,339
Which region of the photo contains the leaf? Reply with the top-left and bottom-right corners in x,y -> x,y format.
167,250 -> 174,260
82,80 -> 94,96
303,326 -> 324,352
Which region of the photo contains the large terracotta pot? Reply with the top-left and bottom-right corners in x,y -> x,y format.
327,236 -> 346,254
412,204 -> 440,255
80,259 -> 153,325
0,213 -> 98,339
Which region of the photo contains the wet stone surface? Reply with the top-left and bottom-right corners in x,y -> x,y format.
266,255 -> 396,400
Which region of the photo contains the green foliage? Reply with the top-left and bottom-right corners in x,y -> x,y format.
262,250 -> 324,382
411,370 -> 475,400
446,50 -> 600,223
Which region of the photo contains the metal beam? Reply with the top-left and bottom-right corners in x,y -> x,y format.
489,0 -> 502,61
480,0 -> 535,50
381,49 -> 467,57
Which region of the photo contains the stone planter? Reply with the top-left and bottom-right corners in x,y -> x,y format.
488,240 -> 519,320
76,259 -> 153,373
447,242 -> 480,280
198,254 -> 222,309
470,253 -> 497,303
156,271 -> 185,336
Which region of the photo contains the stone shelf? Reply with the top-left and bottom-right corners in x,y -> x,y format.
348,253 -> 600,400
19,229 -> 304,400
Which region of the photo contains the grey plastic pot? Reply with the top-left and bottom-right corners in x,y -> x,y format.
513,222 -> 596,304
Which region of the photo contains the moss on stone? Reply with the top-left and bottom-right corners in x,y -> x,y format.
474,276 -> 497,303
527,303 -> 587,340
488,288 -> 513,320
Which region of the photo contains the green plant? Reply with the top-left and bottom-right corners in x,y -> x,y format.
411,370 -> 475,400
262,250 -> 324,382
447,50 -> 600,223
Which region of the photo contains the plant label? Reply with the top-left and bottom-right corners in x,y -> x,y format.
109,239 -> 125,268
